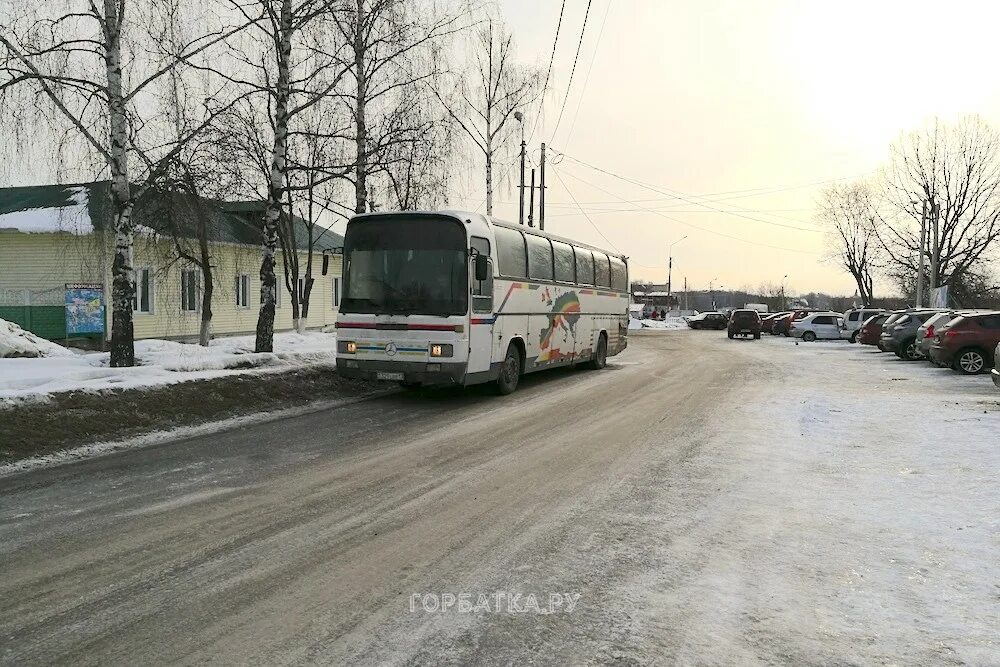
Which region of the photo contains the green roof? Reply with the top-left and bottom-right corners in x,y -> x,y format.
0,181 -> 342,252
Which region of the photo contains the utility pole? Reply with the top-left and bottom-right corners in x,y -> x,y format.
515,112 -> 525,225
683,276 -> 688,312
916,199 -> 927,308
527,168 -> 536,228
666,256 -> 672,310
930,199 -> 940,304
667,235 -> 687,313
539,142 -> 546,231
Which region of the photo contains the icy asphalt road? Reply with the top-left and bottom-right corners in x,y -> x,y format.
2,331 -> 998,665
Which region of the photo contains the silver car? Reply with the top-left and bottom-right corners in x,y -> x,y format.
916,311 -> 959,358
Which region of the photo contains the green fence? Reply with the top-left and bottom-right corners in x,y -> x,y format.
0,305 -> 67,340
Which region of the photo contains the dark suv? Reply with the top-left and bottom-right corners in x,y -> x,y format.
728,309 -> 762,339
928,312 -> 1000,374
687,312 -> 728,330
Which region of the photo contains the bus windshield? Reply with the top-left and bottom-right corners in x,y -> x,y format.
341,215 -> 468,316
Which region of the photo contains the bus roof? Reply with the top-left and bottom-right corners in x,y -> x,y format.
350,210 -> 626,263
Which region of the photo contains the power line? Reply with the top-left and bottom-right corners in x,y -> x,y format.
556,166 -> 821,255
563,0 -> 611,150
552,168 -> 620,253
549,0 -> 593,143
528,0 -> 568,143
554,149 -> 825,233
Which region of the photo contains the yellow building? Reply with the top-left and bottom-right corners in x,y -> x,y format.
0,182 -> 343,344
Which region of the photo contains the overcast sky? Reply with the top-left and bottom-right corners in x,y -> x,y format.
469,0 -> 1000,296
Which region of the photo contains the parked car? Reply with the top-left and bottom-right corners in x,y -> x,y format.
761,311 -> 789,334
841,308 -> 885,343
782,308 -> 820,336
686,312 -> 728,330
788,312 -> 845,341
992,342 -> 1000,388
858,313 -> 890,347
875,311 -> 909,351
879,309 -> 942,360
928,312 -> 1000,374
728,309 -> 762,339
916,311 -> 961,358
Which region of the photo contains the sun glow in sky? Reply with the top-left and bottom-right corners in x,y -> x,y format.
478,0 -> 1000,296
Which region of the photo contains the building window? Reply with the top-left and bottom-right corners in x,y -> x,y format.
297,277 -> 306,303
236,273 -> 250,308
181,269 -> 199,312
133,267 -> 153,314
332,277 -> 341,307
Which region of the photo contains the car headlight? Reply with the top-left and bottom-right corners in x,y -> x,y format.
338,340 -> 357,354
429,343 -> 453,358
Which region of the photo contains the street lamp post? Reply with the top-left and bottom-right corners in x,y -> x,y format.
515,111 -> 526,226
709,277 -> 719,311
781,274 -> 788,310
666,235 -> 687,314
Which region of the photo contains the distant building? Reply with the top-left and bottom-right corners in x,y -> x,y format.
0,182 -> 343,343
630,283 -> 678,312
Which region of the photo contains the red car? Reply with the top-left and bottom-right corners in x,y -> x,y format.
928,312 -> 1000,374
858,313 -> 889,347
776,309 -> 821,336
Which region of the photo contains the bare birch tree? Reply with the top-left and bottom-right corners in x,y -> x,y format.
817,181 -> 881,306
332,0 -> 468,214
0,1 -> 250,365
879,116 -> 1000,298
435,16 -> 540,215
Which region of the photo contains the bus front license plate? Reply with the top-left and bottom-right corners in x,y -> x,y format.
376,371 -> 405,381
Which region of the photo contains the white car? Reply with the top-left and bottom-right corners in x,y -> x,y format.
841,307 -> 885,343
789,312 -> 846,341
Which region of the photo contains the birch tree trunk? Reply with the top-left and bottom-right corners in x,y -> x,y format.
255,0 -> 293,353
104,0 -> 136,367
198,213 -> 214,346
353,0 -> 368,214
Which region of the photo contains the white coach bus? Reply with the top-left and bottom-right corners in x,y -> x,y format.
334,211 -> 629,394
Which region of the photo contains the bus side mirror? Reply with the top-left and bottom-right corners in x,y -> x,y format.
322,253 -> 330,276
475,254 -> 489,282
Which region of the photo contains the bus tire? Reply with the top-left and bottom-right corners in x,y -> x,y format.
586,333 -> 608,370
496,342 -> 522,395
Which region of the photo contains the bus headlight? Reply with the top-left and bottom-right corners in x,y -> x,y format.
429,343 -> 453,358
339,340 -> 357,354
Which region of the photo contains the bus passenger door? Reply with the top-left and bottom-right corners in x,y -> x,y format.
468,256 -> 494,377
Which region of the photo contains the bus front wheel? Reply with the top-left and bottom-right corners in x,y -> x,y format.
586,334 -> 608,370
496,343 -> 522,395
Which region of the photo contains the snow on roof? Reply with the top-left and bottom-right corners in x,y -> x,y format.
0,185 -> 91,235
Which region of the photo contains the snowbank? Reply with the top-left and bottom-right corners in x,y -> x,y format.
0,319 -> 75,359
0,330 -> 337,406
633,317 -> 688,330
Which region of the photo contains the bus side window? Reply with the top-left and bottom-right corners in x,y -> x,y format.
471,236 -> 493,313
610,257 -> 627,291
472,265 -> 493,313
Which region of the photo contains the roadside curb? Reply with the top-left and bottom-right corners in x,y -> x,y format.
0,389 -> 396,478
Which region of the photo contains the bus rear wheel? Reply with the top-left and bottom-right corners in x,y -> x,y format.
496,343 -> 522,395
586,334 -> 608,370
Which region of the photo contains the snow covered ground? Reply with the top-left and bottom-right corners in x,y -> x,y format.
612,333 -> 1000,664
0,330 -> 337,407
629,316 -> 688,330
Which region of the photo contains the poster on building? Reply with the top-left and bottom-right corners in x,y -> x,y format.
65,283 -> 105,336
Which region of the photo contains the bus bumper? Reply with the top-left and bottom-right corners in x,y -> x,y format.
337,358 -> 466,386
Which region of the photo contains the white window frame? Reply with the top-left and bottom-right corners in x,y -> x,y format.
133,266 -> 154,315
181,269 -> 199,313
236,273 -> 251,309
